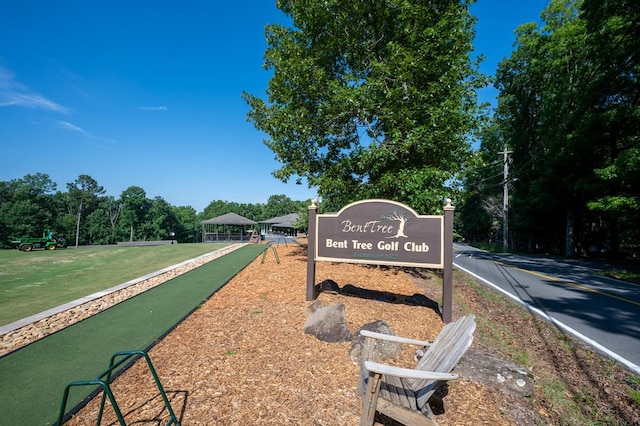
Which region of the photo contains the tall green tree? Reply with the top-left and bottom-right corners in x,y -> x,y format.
244,0 -> 487,213
493,0 -> 639,256
173,205 -> 199,242
580,0 -> 640,255
262,194 -> 298,219
147,196 -> 178,240
104,195 -> 123,243
85,206 -> 112,245
495,0 -> 593,255
66,175 -> 105,248
457,121 -> 505,244
118,186 -> 151,241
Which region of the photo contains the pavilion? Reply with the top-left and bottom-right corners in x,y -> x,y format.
259,213 -> 301,237
201,213 -> 257,242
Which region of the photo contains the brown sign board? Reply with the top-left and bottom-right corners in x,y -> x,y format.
315,200 -> 444,268
306,198 -> 455,323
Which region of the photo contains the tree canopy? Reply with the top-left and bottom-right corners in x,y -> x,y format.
458,0 -> 640,257
244,0 -> 487,213
0,173 -> 310,248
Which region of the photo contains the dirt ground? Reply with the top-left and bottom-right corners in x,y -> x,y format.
60,242 -> 507,425
62,241 -> 639,425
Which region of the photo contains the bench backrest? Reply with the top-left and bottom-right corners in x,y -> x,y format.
411,314 -> 476,408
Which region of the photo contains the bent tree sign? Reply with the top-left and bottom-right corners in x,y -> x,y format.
316,200 -> 443,267
306,198 -> 455,322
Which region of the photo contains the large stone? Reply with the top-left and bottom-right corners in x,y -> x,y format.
303,303 -> 352,343
455,349 -> 535,398
304,299 -> 325,317
349,320 -> 402,363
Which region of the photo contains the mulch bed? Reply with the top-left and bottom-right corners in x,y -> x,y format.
64,241 -> 510,425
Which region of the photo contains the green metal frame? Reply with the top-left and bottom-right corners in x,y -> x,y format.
261,244 -> 281,264
56,350 -> 179,425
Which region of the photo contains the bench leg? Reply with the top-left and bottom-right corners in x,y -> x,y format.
361,371 -> 382,426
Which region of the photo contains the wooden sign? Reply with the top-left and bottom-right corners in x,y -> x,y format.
315,199 -> 443,268
306,198 -> 455,322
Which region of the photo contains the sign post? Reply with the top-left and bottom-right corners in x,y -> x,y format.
442,199 -> 454,323
306,199 -> 318,301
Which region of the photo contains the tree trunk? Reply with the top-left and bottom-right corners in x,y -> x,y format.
609,216 -> 620,256
74,200 -> 83,248
565,207 -> 575,257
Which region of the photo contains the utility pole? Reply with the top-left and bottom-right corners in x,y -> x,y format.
502,146 -> 511,252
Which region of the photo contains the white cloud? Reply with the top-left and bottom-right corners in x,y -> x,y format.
135,106 -> 168,111
0,65 -> 69,114
55,120 -> 92,137
53,120 -> 115,149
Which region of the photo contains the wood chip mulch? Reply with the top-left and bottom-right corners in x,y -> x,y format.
65,241 -> 511,425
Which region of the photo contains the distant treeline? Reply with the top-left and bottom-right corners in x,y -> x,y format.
0,173 -> 310,247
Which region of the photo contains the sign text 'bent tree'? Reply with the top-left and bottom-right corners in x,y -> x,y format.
315,200 -> 443,268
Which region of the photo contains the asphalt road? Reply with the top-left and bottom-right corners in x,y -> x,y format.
452,243 -> 640,375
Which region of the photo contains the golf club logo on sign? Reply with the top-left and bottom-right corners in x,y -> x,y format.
315,199 -> 443,268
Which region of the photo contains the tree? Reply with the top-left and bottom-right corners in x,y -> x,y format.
118,186 -> 151,241
491,0 -> 640,257
263,194 -> 298,219
173,205 -> 199,242
66,175 -> 105,247
0,174 -> 59,244
580,0 -> 640,256
494,0 -> 595,255
86,207 -> 111,245
244,0 -> 487,214
201,200 -> 234,222
148,196 -> 178,240
292,205 -> 310,232
457,122 -> 505,244
105,195 -> 123,243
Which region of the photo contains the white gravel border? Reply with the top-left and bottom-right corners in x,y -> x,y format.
0,244 -> 245,349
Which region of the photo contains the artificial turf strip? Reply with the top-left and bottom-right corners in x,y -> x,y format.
0,244 -> 266,426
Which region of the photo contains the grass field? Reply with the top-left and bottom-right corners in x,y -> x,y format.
0,244 -> 266,425
0,243 -> 228,326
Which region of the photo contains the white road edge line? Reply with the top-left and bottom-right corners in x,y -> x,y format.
453,261 -> 640,376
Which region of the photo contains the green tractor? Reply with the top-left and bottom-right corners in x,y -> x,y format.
10,231 -> 67,252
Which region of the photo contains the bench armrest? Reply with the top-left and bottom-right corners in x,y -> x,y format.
363,360 -> 459,381
360,329 -> 431,347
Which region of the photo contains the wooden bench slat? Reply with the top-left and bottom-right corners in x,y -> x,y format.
359,314 -> 476,426
360,330 -> 432,347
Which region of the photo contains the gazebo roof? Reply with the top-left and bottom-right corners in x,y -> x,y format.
201,212 -> 257,225
260,213 -> 299,228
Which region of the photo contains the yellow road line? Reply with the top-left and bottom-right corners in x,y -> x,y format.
495,261 -> 640,307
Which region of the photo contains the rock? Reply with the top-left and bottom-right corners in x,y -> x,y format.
455,349 -> 535,398
304,300 -> 325,317
349,320 -> 402,363
303,303 -> 352,343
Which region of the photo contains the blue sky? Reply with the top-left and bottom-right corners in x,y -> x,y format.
1,1 -> 547,213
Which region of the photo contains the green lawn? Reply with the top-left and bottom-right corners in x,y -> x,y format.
0,243 -> 228,326
0,244 -> 266,426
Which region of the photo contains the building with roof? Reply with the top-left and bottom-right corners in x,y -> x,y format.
259,213 -> 301,237
201,213 -> 257,242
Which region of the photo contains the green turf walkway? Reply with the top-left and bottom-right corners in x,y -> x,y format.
0,244 -> 266,425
